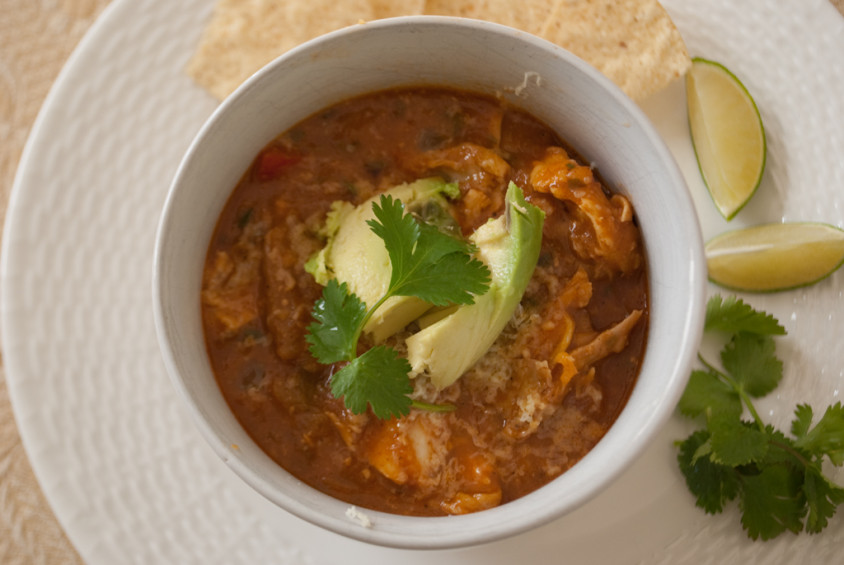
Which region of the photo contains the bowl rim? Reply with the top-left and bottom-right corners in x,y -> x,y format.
153,14 -> 706,550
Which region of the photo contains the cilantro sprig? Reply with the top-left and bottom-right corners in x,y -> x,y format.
676,294 -> 844,540
306,194 -> 491,419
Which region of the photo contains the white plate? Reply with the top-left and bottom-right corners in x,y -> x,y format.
2,0 -> 843,563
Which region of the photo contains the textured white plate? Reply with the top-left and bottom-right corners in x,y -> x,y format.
2,0 -> 843,563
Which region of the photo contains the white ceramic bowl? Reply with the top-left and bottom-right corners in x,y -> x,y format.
153,16 -> 706,550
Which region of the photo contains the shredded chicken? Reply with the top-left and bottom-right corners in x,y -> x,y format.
530,147 -> 641,274
329,407 -> 505,515
439,447 -> 502,514
571,309 -> 644,370
410,142 -> 511,229
417,142 -> 511,181
360,412 -> 452,488
201,219 -> 264,336
326,407 -> 369,450
263,222 -> 322,362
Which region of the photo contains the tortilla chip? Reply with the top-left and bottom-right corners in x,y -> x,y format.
424,0 -> 690,101
188,0 -> 688,102
424,0 -> 553,37
187,0 -> 425,100
546,0 -> 691,101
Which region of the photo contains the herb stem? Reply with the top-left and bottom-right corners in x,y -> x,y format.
697,353 -> 765,431
349,292 -> 394,358
411,399 -> 456,413
739,391 -> 765,432
769,438 -> 812,468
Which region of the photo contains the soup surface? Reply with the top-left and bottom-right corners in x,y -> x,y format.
201,88 -> 648,516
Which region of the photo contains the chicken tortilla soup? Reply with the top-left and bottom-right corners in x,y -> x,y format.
201,87 -> 648,516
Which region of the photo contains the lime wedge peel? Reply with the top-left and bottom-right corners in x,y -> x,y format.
706,222 -> 844,292
686,57 -> 767,221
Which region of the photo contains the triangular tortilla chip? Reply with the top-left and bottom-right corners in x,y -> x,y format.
188,0 -> 689,101
424,0 -> 690,100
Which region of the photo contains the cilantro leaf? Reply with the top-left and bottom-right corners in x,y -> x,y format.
705,295 -> 786,335
739,464 -> 806,540
677,429 -> 741,514
390,232 -> 491,304
368,194 -> 490,306
803,464 -> 844,533
367,194 -> 425,278
720,332 -> 783,398
677,369 -> 741,420
708,417 -> 769,467
306,279 -> 367,363
791,404 -> 815,440
761,426 -> 805,467
794,402 -> 844,465
329,346 -> 414,419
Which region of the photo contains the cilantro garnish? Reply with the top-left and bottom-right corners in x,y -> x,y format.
677,294 -> 844,540
704,294 -> 786,335
306,194 -> 491,419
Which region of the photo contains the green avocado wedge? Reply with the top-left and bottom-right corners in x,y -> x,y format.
406,182 -> 545,389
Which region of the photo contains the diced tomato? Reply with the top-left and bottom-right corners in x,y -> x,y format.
253,146 -> 300,181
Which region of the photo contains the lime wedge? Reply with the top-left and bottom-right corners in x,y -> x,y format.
686,57 -> 766,220
706,222 -> 844,292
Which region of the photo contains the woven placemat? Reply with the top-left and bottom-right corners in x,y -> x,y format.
1,3 -> 111,562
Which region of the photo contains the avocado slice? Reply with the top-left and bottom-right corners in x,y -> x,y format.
306,177 -> 460,342
405,182 -> 545,389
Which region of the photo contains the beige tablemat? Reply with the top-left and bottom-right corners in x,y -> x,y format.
1,1 -> 843,563
1,2 -> 113,563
